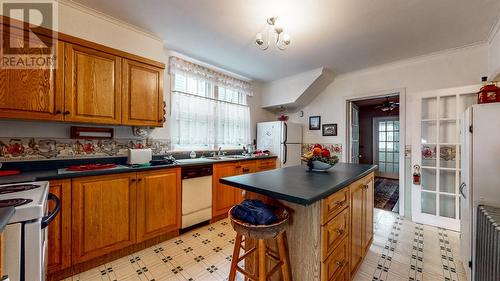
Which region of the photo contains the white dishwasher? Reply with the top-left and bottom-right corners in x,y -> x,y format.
181,165 -> 213,229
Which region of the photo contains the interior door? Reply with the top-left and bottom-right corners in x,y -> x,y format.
373,117 -> 400,179
349,102 -> 360,163
411,92 -> 476,231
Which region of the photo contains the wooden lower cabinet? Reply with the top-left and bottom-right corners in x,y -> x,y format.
320,172 -> 374,281
71,173 -> 137,264
212,162 -> 241,217
349,173 -> 375,275
47,179 -> 72,273
46,168 -> 182,277
213,159 -> 270,217
136,168 -> 181,242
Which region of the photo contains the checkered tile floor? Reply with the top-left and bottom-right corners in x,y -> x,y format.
66,209 -> 467,281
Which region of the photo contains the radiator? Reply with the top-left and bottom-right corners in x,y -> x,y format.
476,205 -> 500,281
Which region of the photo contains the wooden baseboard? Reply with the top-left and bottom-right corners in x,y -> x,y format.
47,230 -> 179,281
210,213 -> 228,223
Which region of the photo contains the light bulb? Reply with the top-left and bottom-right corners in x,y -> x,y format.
274,18 -> 283,33
283,34 -> 291,44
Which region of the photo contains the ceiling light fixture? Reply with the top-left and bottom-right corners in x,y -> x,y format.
255,17 -> 291,51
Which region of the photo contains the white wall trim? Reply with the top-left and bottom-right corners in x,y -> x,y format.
335,43 -> 488,81
344,88 -> 407,217
58,0 -> 163,43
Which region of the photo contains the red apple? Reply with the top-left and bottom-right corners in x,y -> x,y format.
321,148 -> 331,158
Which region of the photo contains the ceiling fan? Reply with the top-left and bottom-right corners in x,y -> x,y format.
375,97 -> 399,112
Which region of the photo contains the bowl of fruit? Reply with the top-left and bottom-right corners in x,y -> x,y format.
302,144 -> 339,172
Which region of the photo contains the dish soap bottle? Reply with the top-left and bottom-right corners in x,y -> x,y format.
189,151 -> 197,159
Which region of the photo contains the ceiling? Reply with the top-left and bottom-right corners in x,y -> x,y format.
72,0 -> 500,82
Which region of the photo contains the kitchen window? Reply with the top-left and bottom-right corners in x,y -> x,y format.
169,56 -> 252,151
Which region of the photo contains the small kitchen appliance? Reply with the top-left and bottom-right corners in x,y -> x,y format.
1,181 -> 59,281
127,148 -> 152,165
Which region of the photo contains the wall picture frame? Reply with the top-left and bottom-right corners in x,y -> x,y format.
322,123 -> 337,136
309,116 -> 321,130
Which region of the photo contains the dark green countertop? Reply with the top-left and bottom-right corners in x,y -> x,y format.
220,163 -> 377,205
0,155 -> 277,185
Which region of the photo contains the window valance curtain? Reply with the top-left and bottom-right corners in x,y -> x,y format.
169,56 -> 253,96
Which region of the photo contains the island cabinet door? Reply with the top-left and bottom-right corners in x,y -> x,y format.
363,176 -> 374,252
212,162 -> 241,217
64,43 -> 122,125
122,59 -> 164,127
350,181 -> 365,274
0,28 -> 64,121
47,179 -> 72,274
136,168 -> 181,242
71,173 -> 137,264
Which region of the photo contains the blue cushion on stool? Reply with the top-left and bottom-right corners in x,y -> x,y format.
232,199 -> 278,225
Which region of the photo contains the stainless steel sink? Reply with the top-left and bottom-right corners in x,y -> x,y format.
204,156 -> 229,160
225,155 -> 250,159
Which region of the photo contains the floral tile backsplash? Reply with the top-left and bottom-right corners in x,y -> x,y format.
301,143 -> 342,158
0,138 -> 171,162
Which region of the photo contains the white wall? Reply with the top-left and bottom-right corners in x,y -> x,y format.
488,18 -> 500,81
261,68 -> 324,108
284,44 -> 488,160
0,1 -> 273,145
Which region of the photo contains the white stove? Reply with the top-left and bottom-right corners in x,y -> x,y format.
0,181 -> 56,281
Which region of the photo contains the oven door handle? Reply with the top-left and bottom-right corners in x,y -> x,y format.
41,193 -> 61,229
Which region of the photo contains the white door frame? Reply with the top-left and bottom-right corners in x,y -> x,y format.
344,88 -> 406,217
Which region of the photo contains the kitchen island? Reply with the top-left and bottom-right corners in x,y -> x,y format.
220,163 -> 377,281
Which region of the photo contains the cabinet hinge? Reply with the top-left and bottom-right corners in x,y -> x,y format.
469,125 -> 473,133
469,261 -> 472,268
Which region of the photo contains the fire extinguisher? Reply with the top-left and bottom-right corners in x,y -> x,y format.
413,165 -> 421,185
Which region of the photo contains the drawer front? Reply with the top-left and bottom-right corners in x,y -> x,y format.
256,158 -> 277,171
322,238 -> 349,281
321,187 -> 349,225
322,207 -> 349,261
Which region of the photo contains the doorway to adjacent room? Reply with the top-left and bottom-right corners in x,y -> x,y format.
347,94 -> 402,213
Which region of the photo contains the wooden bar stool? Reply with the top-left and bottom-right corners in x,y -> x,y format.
228,206 -> 292,281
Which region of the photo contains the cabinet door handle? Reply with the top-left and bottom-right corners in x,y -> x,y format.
334,200 -> 345,207
55,110 -> 62,115
137,178 -> 142,182
242,168 -> 250,173
335,260 -> 345,267
363,184 -> 369,189
63,111 -> 70,115
131,179 -> 136,183
335,228 -> 344,235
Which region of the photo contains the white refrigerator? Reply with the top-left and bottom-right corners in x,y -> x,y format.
257,121 -> 302,168
460,103 -> 500,281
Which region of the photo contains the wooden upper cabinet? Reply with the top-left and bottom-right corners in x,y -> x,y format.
0,28 -> 64,120
136,168 -> 181,242
47,179 -> 72,273
122,59 -> 164,127
64,43 -> 122,124
71,173 -> 136,264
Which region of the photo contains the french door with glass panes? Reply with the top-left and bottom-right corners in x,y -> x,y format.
412,89 -> 477,231
373,117 -> 399,179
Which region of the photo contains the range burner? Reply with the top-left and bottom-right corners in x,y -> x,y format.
0,198 -> 33,208
0,184 -> 40,195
